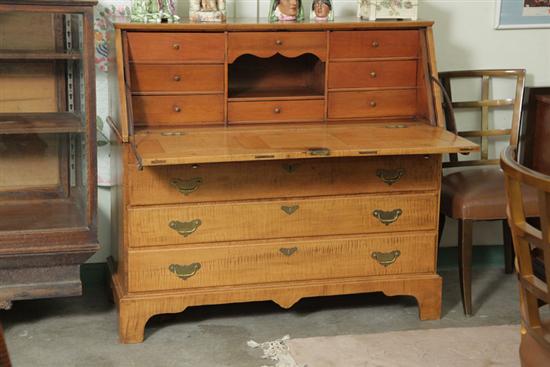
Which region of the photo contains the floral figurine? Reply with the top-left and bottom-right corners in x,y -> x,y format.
268,0 -> 305,22
129,0 -> 179,23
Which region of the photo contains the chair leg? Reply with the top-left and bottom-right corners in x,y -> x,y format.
502,220 -> 515,274
458,219 -> 473,316
438,212 -> 446,245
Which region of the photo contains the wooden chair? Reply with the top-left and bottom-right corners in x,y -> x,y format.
438,69 -> 540,315
501,146 -> 550,367
0,323 -> 10,367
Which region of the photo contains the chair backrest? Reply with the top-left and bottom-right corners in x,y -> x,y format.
520,87 -> 550,175
501,145 -> 550,353
439,69 -> 525,168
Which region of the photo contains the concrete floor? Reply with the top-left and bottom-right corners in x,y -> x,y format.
1,267 -> 520,367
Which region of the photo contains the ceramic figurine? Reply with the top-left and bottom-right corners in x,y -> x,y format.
268,0 -> 304,22
356,0 -> 372,20
310,0 -> 333,21
129,0 -> 179,23
190,0 -> 226,22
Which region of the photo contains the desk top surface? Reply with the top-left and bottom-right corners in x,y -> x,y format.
115,17 -> 434,31
133,121 -> 478,166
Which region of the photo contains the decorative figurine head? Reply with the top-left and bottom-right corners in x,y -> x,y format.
311,0 -> 333,21
269,0 -> 304,22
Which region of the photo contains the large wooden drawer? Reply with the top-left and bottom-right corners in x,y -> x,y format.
128,155 -> 440,205
126,32 -> 225,62
227,32 -> 327,62
328,90 -> 416,119
328,61 -> 417,89
228,99 -> 324,124
329,31 -> 419,59
127,193 -> 438,247
130,64 -> 224,93
126,232 -> 437,292
133,95 -> 224,126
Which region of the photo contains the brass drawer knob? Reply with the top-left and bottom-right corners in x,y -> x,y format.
376,168 -> 405,185
281,205 -> 299,215
169,219 -> 202,237
372,250 -> 401,267
275,39 -> 283,45
274,107 -> 281,114
169,263 -> 201,280
170,177 -> 203,195
369,101 -> 377,107
371,41 -> 379,48
370,71 -> 377,78
280,247 -> 298,256
174,106 -> 182,113
172,43 -> 180,50
373,209 -> 402,225
173,75 -> 181,82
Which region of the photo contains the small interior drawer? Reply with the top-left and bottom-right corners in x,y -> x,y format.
126,232 -> 437,292
328,60 -> 417,89
329,31 -> 419,59
328,90 -> 417,119
228,99 -> 324,124
130,64 -> 224,93
132,95 -> 224,126
126,32 -> 225,62
227,32 -> 327,62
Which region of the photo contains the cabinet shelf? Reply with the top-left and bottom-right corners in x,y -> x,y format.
228,87 -> 325,101
0,112 -> 84,134
0,50 -> 81,60
0,200 -> 86,232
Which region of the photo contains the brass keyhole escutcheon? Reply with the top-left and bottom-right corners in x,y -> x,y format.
281,205 -> 299,215
171,177 -> 203,195
376,168 -> 405,185
373,209 -> 402,225
371,40 -> 379,48
173,75 -> 181,81
282,163 -> 297,173
172,43 -> 180,50
174,106 -> 182,113
280,247 -> 298,257
370,71 -> 377,78
169,219 -> 202,237
275,39 -> 283,45
372,250 -> 401,267
169,263 -> 201,280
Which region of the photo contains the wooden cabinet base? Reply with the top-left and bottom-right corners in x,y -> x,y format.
110,268 -> 441,344
0,249 -> 98,309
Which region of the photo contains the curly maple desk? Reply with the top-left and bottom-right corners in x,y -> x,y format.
107,18 -> 478,343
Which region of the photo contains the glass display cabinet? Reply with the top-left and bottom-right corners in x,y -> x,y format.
0,0 -> 99,309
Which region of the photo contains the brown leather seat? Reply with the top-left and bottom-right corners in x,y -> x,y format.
441,166 -> 539,220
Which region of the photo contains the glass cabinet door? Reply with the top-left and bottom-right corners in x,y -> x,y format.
0,10 -> 92,234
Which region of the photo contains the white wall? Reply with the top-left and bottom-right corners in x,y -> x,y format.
88,0 -> 550,261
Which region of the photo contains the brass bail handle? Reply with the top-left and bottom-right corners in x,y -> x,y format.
169,219 -> 202,237
169,263 -> 201,280
371,250 -> 401,267
171,177 -> 203,195
372,209 -> 403,225
376,168 -> 405,185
